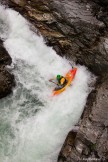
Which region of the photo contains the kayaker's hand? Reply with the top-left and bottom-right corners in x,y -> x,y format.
49,78 -> 55,82
49,79 -> 54,82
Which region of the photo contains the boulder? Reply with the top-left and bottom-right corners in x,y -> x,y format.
0,40 -> 12,65
0,67 -> 14,98
0,40 -> 14,98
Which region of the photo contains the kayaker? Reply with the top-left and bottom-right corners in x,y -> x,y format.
49,74 -> 67,87
56,75 -> 67,86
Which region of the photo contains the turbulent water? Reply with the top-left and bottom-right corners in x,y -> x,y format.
0,5 -> 95,162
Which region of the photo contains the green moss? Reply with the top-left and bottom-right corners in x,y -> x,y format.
90,143 -> 96,151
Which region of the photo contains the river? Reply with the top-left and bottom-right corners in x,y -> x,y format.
0,5 -> 94,162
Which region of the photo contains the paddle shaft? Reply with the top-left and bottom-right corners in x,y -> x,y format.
49,80 -> 59,86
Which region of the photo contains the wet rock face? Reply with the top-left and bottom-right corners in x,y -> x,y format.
0,67 -> 14,98
11,0 -> 26,7
59,80 -> 108,161
89,81 -> 108,126
0,40 -> 12,65
49,0 -> 108,76
58,131 -> 77,161
8,0 -> 108,76
0,40 -> 14,98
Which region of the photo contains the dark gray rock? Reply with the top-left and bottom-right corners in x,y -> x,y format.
0,67 -> 14,98
95,0 -> 108,6
59,78 -> 108,161
89,80 -> 108,126
6,0 -> 108,76
49,0 -> 108,76
0,40 -> 14,98
0,40 -> 12,65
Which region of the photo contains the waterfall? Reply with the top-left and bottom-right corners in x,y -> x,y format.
0,5 -> 95,162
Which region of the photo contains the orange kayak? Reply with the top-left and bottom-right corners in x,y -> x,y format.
53,68 -> 77,96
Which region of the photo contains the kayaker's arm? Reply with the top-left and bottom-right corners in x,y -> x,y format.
49,78 -> 55,82
65,76 -> 72,87
49,79 -> 59,86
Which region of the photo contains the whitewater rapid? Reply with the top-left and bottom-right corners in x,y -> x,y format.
0,5 -> 95,162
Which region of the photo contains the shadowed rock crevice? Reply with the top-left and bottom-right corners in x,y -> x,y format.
0,39 -> 14,98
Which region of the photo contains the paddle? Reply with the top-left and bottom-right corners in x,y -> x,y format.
69,61 -> 74,70
49,79 -> 59,86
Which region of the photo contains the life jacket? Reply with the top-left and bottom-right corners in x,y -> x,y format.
58,76 -> 67,85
